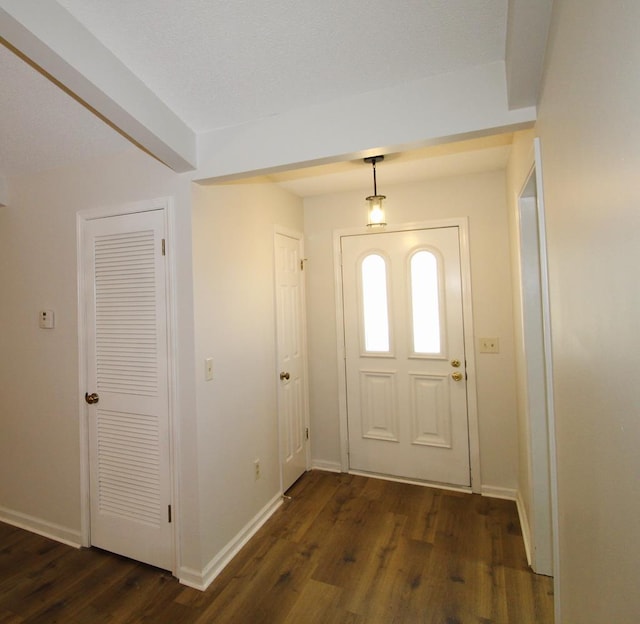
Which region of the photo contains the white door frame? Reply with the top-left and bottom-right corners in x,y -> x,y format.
333,218 -> 482,492
274,225 -> 311,492
76,196 -> 180,575
516,138 -> 560,597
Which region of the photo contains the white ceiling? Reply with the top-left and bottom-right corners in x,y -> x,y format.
234,134 -> 514,198
0,1 -> 550,191
55,0 -> 507,133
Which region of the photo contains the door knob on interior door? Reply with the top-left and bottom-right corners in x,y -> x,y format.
85,392 -> 99,404
451,372 -> 463,382
279,371 -> 290,381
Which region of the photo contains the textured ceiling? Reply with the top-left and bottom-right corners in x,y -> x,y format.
0,0 -> 526,185
55,0 -> 507,132
0,43 -> 133,177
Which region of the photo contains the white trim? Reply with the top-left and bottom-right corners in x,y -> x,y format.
164,199 -> 182,578
511,137 -> 558,585
457,219 -> 482,492
76,213 -> 91,547
533,137 -> 561,610
311,460 -> 342,473
333,233 -> 350,470
481,485 -> 518,500
516,490 -> 533,567
482,485 -> 534,564
76,196 -> 180,574
0,505 -> 82,548
178,493 -> 283,591
332,218 -> 481,492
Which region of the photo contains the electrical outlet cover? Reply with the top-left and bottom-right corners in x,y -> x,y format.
479,337 -> 499,353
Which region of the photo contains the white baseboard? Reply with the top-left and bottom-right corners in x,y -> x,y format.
0,505 -> 82,548
311,460 -> 342,473
178,492 -> 283,591
515,490 -> 533,566
481,487 -> 532,567
480,485 -> 517,500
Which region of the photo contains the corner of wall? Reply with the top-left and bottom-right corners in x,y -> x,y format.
177,493 -> 282,591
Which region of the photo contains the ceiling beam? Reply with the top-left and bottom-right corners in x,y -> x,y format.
0,0 -> 196,172
505,0 -> 554,109
195,61 -> 536,183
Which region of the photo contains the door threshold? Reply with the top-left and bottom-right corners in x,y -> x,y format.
348,469 -> 472,494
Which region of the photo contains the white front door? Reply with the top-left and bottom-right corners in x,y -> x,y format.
341,226 -> 470,486
82,209 -> 173,570
275,230 -> 309,491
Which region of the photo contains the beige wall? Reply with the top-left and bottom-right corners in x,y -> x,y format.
0,148 -> 308,583
537,0 -> 640,620
304,170 -> 519,491
0,148 -> 199,568
191,182 -> 303,573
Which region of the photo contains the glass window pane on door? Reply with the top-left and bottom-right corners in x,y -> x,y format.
361,254 -> 390,352
410,250 -> 441,354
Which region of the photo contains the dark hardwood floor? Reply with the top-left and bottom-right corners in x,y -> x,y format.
0,471 -> 553,623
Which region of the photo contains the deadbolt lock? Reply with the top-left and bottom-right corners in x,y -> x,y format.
451,372 -> 464,382
451,359 -> 461,368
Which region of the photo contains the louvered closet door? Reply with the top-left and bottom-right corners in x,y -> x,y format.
84,209 -> 172,571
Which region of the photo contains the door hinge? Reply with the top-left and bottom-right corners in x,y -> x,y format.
305,427 -> 309,440
168,504 -> 172,523
162,238 -> 166,256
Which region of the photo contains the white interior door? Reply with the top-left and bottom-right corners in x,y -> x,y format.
83,209 -> 173,570
341,226 -> 470,486
275,230 -> 309,492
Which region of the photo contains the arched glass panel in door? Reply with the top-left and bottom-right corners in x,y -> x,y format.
361,253 -> 390,353
410,250 -> 441,354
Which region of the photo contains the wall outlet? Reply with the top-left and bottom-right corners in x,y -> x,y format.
479,337 -> 500,353
254,458 -> 261,480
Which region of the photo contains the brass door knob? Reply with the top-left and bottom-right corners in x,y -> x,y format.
451,372 -> 463,382
451,359 -> 461,368
85,392 -> 99,404
279,371 -> 290,381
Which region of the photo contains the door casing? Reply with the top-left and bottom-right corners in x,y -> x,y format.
515,137 -> 560,587
333,218 -> 481,492
76,197 -> 180,574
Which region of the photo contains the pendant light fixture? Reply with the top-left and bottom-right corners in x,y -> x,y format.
364,155 -> 387,228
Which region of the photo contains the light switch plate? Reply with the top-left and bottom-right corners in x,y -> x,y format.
39,309 -> 55,329
205,357 -> 214,381
479,337 -> 499,353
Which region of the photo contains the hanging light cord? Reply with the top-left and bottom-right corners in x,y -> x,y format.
372,159 -> 378,195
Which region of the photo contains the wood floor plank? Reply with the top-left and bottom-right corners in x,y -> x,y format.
0,471 -> 553,623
